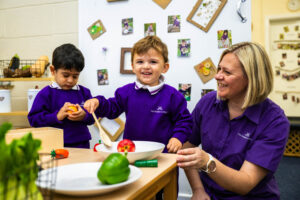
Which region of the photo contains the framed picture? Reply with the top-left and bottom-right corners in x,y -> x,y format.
194,57 -> 217,83
87,19 -> 106,40
120,48 -> 134,74
95,117 -> 125,141
153,0 -> 172,9
187,0 -> 227,32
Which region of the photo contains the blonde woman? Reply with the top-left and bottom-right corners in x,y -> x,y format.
177,42 -> 289,200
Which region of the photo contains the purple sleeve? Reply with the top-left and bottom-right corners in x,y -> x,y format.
80,86 -> 95,125
94,87 -> 125,119
170,92 -> 192,144
188,100 -> 202,146
27,88 -> 62,127
246,111 -> 289,172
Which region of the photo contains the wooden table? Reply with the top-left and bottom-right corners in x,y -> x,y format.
46,148 -> 178,200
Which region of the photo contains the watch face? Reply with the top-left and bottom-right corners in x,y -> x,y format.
208,160 -> 216,172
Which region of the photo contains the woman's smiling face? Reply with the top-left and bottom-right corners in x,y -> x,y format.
215,53 -> 248,102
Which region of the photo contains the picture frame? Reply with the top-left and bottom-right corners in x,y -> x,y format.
187,0 -> 227,32
87,19 -> 106,40
120,47 -> 134,74
194,57 -> 217,83
95,117 -> 125,141
152,0 -> 172,9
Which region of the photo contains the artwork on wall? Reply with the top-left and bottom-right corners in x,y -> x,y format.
87,19 -> 106,40
144,23 -> 156,36
168,15 -> 181,33
187,0 -> 227,32
122,18 -> 133,35
120,48 -> 134,74
217,29 -> 232,48
97,69 -> 109,85
178,83 -> 191,101
194,57 -> 217,83
152,0 -> 172,9
178,39 -> 191,57
201,89 -> 214,97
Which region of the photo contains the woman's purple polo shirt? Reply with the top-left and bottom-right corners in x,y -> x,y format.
189,91 -> 289,199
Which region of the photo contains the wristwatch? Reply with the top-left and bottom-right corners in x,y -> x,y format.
201,153 -> 216,173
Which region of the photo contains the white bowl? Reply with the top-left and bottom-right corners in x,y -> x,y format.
96,141 -> 165,163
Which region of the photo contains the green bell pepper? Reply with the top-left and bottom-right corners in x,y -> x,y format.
97,153 -> 130,184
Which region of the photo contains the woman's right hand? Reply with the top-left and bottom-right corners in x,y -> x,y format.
177,147 -> 209,170
191,187 -> 211,200
83,98 -> 99,113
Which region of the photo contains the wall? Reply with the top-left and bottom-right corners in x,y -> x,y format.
251,0 -> 300,45
0,0 -> 78,127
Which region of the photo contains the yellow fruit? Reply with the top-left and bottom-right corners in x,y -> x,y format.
68,106 -> 78,114
202,68 -> 210,76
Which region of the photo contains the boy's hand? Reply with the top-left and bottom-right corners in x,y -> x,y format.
167,137 -> 182,153
83,98 -> 99,113
57,102 -> 74,121
67,104 -> 86,121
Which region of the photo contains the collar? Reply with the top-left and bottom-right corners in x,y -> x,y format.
50,82 -> 80,90
215,95 -> 261,124
135,75 -> 165,95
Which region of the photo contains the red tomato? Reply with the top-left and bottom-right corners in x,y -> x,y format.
117,139 -> 135,152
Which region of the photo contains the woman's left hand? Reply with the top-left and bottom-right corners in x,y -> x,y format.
176,147 -> 208,170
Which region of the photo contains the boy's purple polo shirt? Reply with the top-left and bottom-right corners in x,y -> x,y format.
28,85 -> 95,145
95,83 -> 192,152
189,91 -> 289,199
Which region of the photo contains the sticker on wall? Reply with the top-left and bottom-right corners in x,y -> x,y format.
178,39 -> 191,57
152,0 -> 172,9
178,83 -> 191,101
144,23 -> 156,36
201,89 -> 214,97
217,30 -> 232,49
97,69 -> 109,85
87,20 -> 106,40
122,18 -> 133,35
168,15 -> 180,33
194,57 -> 217,84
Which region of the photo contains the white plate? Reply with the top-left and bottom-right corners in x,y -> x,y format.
96,141 -> 165,163
36,162 -> 142,196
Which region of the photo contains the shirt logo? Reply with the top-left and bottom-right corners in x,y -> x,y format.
238,132 -> 253,141
151,106 -> 168,114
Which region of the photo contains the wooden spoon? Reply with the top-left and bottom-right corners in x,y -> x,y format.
92,112 -> 112,147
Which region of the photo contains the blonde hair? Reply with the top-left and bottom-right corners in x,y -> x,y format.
219,42 -> 273,109
131,36 -> 168,63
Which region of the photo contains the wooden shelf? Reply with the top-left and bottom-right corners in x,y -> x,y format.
0,111 -> 28,116
0,77 -> 52,81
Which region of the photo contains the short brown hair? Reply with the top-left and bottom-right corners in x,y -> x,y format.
131,36 -> 168,63
219,42 -> 273,109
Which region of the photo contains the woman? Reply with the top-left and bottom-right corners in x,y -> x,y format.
177,42 -> 289,200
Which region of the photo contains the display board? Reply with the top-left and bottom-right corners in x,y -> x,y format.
266,14 -> 300,117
